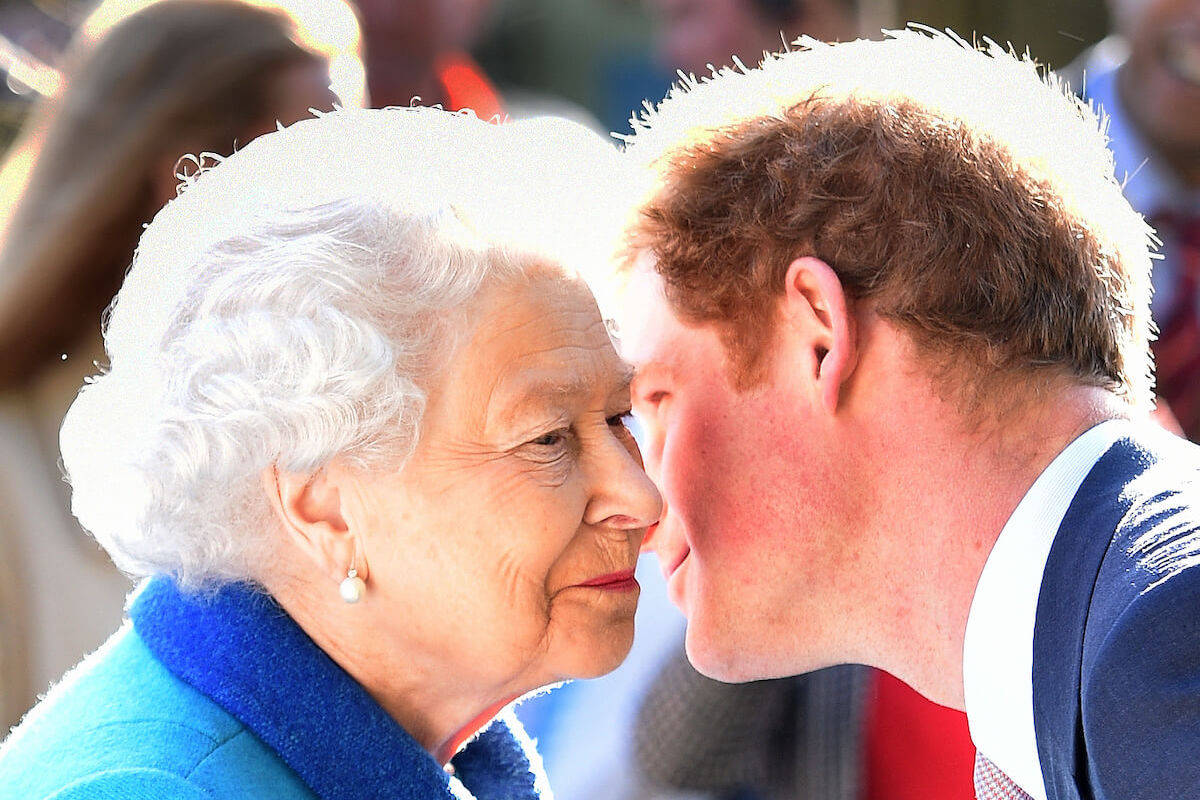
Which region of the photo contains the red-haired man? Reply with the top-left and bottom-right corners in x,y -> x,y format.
610,29 -> 1200,800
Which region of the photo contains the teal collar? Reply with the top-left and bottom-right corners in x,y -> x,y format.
131,577 -> 544,799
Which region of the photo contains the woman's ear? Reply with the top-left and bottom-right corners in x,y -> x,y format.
781,256 -> 857,414
261,462 -> 362,585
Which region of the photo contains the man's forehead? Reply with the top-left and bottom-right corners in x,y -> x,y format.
614,260 -> 677,367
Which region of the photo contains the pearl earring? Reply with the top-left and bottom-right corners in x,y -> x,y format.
339,567 -> 366,604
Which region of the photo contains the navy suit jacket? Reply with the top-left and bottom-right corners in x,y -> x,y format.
1033,424 -> 1200,800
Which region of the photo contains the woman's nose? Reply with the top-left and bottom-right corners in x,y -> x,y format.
584,432 -> 664,532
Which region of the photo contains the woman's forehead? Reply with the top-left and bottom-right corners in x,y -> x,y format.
442,274 -> 632,424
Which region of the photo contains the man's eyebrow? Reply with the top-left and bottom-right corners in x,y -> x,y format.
630,358 -> 673,383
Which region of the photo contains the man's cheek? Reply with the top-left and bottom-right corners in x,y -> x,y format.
631,417 -> 667,480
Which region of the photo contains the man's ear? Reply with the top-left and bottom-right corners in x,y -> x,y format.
781,256 -> 857,414
261,462 -> 363,586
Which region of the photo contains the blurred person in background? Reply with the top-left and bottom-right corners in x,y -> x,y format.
1065,0 -> 1200,440
0,0 -> 356,733
633,650 -> 975,800
354,0 -> 600,129
0,104 -> 659,800
354,0 -> 502,117
646,0 -> 857,77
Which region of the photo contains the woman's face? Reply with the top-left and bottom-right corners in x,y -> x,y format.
345,270 -> 661,699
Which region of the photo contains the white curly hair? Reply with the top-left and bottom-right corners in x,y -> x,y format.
59,106 -> 628,589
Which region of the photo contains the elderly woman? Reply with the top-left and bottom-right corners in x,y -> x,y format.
0,107 -> 661,798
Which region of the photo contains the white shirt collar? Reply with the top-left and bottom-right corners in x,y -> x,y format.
962,419 -> 1127,800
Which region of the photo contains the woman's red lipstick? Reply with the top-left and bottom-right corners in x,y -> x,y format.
576,569 -> 639,591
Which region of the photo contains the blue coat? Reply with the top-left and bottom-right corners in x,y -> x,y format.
0,577 -> 549,799
1034,424 -> 1200,800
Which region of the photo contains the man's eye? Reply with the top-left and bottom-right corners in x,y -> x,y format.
633,387 -> 667,410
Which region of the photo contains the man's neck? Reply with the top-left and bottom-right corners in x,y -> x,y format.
855,382 -> 1127,709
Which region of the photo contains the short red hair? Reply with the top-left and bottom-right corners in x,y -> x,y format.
617,30 -> 1155,408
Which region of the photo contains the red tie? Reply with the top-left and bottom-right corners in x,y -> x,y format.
973,752 -> 1033,800
1151,212 -> 1200,441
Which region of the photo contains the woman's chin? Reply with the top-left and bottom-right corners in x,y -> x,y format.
553,621 -> 637,681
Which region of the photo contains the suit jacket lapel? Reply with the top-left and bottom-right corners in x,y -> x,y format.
1032,435 -> 1153,800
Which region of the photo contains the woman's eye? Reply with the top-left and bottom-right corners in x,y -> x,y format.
530,429 -> 568,448
606,411 -> 633,429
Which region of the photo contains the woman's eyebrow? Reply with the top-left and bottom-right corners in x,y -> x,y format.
610,364 -> 636,398
493,366 -> 636,424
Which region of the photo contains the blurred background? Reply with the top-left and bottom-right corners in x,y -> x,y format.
0,0 -> 1110,145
